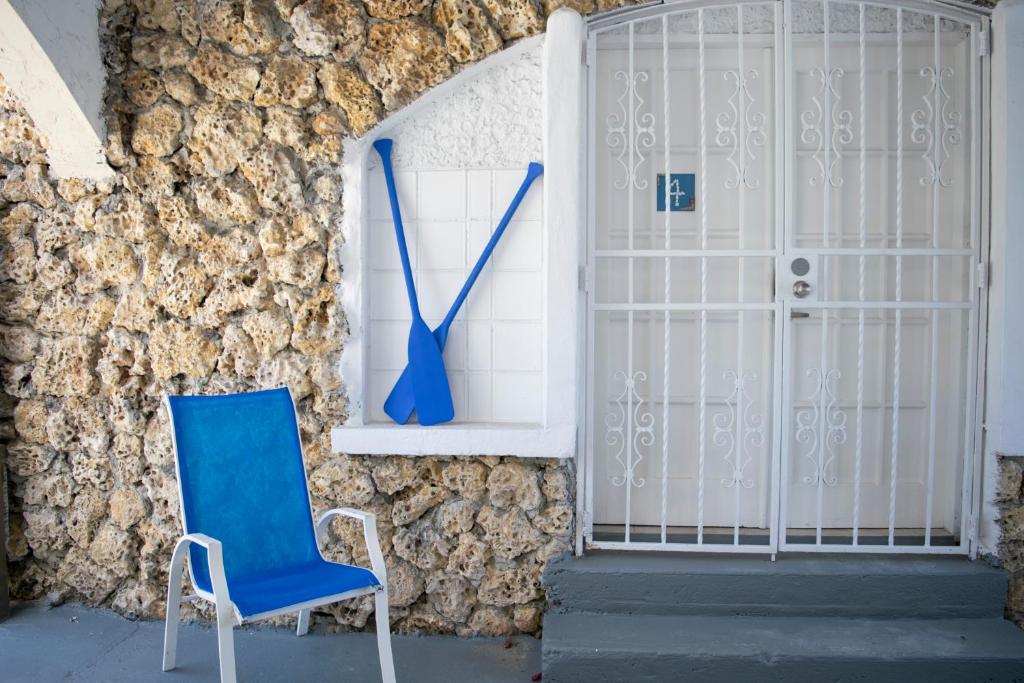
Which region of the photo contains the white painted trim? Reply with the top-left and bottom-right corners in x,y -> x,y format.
0,0 -> 113,180
333,27 -> 585,459
979,0 -> 1024,557
331,423 -> 576,459
544,8 -> 586,455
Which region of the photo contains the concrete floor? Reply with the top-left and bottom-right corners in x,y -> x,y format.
0,602 -> 542,682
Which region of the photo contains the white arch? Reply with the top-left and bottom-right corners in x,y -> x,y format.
0,0 -> 113,180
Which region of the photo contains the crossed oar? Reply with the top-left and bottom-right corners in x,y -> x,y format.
373,138 -> 544,426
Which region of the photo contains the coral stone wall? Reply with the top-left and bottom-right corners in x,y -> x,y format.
0,0 -> 640,636
997,457 -> 1024,625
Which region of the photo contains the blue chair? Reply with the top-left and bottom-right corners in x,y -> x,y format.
162,387 -> 395,683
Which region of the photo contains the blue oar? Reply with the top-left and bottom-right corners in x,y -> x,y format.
383,161 -> 544,425
373,139 -> 455,426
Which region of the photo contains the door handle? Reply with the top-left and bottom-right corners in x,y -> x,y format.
790,311 -> 810,319
793,280 -> 812,298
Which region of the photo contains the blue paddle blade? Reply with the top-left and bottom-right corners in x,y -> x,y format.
407,317 -> 454,426
383,325 -> 446,424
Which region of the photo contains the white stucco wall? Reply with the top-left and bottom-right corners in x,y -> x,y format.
980,0 -> 1024,556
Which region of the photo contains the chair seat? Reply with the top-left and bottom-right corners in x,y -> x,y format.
208,559 -> 380,619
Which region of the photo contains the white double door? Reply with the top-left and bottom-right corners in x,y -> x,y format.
586,0 -> 986,552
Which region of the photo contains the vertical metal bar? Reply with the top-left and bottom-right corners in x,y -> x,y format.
735,2 -> 746,546
815,0 -> 833,547
584,33 -> 598,550
769,0 -> 785,555
853,1 -> 866,547
697,7 -> 708,546
966,17 -> 989,556
660,14 -> 671,545
924,14 -> 941,547
625,23 -> 636,544
778,0 -> 795,549
888,8 -> 905,547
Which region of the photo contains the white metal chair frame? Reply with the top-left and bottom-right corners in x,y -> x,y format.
161,395 -> 396,683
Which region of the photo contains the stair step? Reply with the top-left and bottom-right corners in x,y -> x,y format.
543,552 -> 1008,618
542,613 -> 1024,683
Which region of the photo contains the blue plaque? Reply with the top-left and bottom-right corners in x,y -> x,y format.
656,173 -> 696,212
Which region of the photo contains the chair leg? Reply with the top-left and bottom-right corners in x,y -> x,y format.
374,588 -> 396,683
214,601 -> 237,683
296,608 -> 311,637
162,541 -> 188,671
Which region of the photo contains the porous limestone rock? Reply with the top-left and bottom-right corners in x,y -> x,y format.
131,103 -> 184,157
265,248 -> 325,289
460,605 -> 514,636
447,532 -> 490,580
426,571 -> 476,622
72,235 -> 140,290
123,68 -> 165,108
155,257 -> 211,318
254,55 -> 319,108
187,43 -> 262,102
317,62 -> 382,136
486,461 -> 542,511
256,350 -> 313,399
392,482 -> 447,526
481,0 -> 545,39
148,321 -> 218,379
32,336 -> 98,397
0,324 -> 39,363
362,0 -> 430,20
477,564 -> 542,606
290,286 -> 340,354
358,19 -> 453,111
241,306 -> 292,358
163,70 -> 199,105
192,175 -> 261,226
188,101 -> 262,176
258,213 -> 321,257
13,398 -> 48,444
433,0 -> 503,64
2,163 -> 56,208
309,457 -> 376,506
199,0 -> 282,56
238,145 -> 305,215
477,505 -> 545,560
290,0 -> 365,59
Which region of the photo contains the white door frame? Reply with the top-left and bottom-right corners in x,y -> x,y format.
577,0 -> 992,556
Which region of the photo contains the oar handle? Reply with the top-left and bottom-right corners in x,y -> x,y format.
438,162 -> 544,338
373,138 -> 422,320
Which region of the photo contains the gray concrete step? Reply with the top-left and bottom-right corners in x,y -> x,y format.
542,612 -> 1024,683
543,552 -> 1008,618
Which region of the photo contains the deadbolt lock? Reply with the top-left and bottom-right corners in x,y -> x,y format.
793,280 -> 812,298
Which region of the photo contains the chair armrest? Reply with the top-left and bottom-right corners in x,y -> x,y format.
315,509 -> 388,588
171,533 -> 232,605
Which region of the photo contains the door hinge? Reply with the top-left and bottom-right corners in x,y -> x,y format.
979,29 -> 990,57
581,43 -> 588,66
579,265 -> 593,292
977,261 -> 988,290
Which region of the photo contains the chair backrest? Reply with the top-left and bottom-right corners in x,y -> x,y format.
166,387 -> 320,592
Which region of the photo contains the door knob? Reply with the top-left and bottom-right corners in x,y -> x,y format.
793,280 -> 812,298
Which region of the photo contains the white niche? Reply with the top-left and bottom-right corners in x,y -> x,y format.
331,14 -> 585,459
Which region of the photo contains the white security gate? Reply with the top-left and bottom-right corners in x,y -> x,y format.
583,0 -> 989,554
